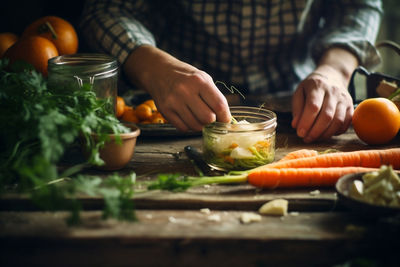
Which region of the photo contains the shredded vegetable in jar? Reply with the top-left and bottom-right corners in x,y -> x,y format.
202,106 -> 277,171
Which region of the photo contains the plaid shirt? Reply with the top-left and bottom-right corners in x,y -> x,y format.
80,0 -> 382,95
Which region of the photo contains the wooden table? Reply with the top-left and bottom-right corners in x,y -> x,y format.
1,125 -> 400,267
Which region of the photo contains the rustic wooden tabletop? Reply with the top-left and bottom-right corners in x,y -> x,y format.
1,125 -> 399,267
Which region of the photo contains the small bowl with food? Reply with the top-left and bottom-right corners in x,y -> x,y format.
82,124 -> 141,171
202,106 -> 277,171
335,165 -> 400,217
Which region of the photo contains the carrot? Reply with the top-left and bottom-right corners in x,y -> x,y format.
278,149 -> 319,161
247,167 -> 383,188
253,148 -> 400,171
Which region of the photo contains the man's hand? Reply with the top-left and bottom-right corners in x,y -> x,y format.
123,45 -> 231,132
291,47 -> 358,143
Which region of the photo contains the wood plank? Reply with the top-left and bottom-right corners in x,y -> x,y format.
0,210 -> 399,267
0,185 -> 338,212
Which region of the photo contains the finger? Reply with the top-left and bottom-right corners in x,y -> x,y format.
302,94 -> 336,142
316,101 -> 347,141
175,83 -> 217,130
335,105 -> 354,135
291,85 -> 305,129
191,93 -> 218,124
295,83 -> 325,138
165,110 -> 189,132
199,84 -> 231,123
160,100 -> 201,132
179,104 -> 204,132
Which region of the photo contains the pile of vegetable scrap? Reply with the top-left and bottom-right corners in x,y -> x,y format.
148,148 -> 400,191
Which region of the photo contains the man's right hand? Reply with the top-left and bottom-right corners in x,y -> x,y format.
123,45 -> 231,132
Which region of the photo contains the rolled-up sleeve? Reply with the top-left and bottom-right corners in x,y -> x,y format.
310,0 -> 383,69
79,0 -> 156,65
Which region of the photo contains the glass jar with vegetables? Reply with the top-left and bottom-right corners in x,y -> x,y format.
48,53 -> 119,114
202,106 -> 277,171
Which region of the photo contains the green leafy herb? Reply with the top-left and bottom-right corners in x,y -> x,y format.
0,59 -> 133,224
147,173 -> 193,192
147,173 -> 247,192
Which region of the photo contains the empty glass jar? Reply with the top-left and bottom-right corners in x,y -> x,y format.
48,53 -> 119,114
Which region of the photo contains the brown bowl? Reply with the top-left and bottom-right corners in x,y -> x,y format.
92,125 -> 141,171
335,172 -> 400,218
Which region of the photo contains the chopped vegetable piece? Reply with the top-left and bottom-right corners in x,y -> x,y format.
259,199 -> 288,216
349,165 -> 400,207
240,213 -> 262,224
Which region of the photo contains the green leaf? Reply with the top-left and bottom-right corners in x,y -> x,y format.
148,173 -> 193,192
0,58 -> 135,224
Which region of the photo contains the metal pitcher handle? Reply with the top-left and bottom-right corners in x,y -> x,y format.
348,66 -> 370,103
348,40 -> 400,104
376,40 -> 400,56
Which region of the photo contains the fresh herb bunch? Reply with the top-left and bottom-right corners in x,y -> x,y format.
148,173 -> 247,192
29,172 -> 137,225
0,59 -> 134,223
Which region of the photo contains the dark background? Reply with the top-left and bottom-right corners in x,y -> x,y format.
0,0 -> 84,35
1,0 -> 399,97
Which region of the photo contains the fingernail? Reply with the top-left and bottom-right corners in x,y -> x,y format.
298,128 -> 306,137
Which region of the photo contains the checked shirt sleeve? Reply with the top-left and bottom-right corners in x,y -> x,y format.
79,0 -> 156,65
310,0 -> 383,69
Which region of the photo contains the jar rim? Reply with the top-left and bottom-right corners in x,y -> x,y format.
48,53 -> 118,76
204,106 -> 277,133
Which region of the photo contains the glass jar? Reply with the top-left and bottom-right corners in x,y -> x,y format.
202,106 -> 277,171
48,53 -> 119,114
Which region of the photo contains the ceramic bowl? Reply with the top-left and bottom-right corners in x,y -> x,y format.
92,125 -> 141,171
335,172 -> 400,217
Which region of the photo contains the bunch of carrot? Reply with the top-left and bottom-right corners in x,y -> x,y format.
150,148 -> 400,191
246,148 -> 400,188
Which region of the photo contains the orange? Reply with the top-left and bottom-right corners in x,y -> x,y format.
136,103 -> 153,121
151,111 -> 167,124
22,16 -> 79,55
352,97 -> 400,145
116,96 -> 126,118
143,99 -> 157,112
121,106 -> 139,123
151,117 -> 167,124
0,32 -> 18,58
4,36 -> 59,76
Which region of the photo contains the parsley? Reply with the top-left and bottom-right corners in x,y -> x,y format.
147,173 -> 247,192
0,59 -> 135,224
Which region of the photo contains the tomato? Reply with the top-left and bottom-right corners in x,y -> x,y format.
4,36 -> 59,77
0,32 -> 18,58
22,16 -> 78,55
